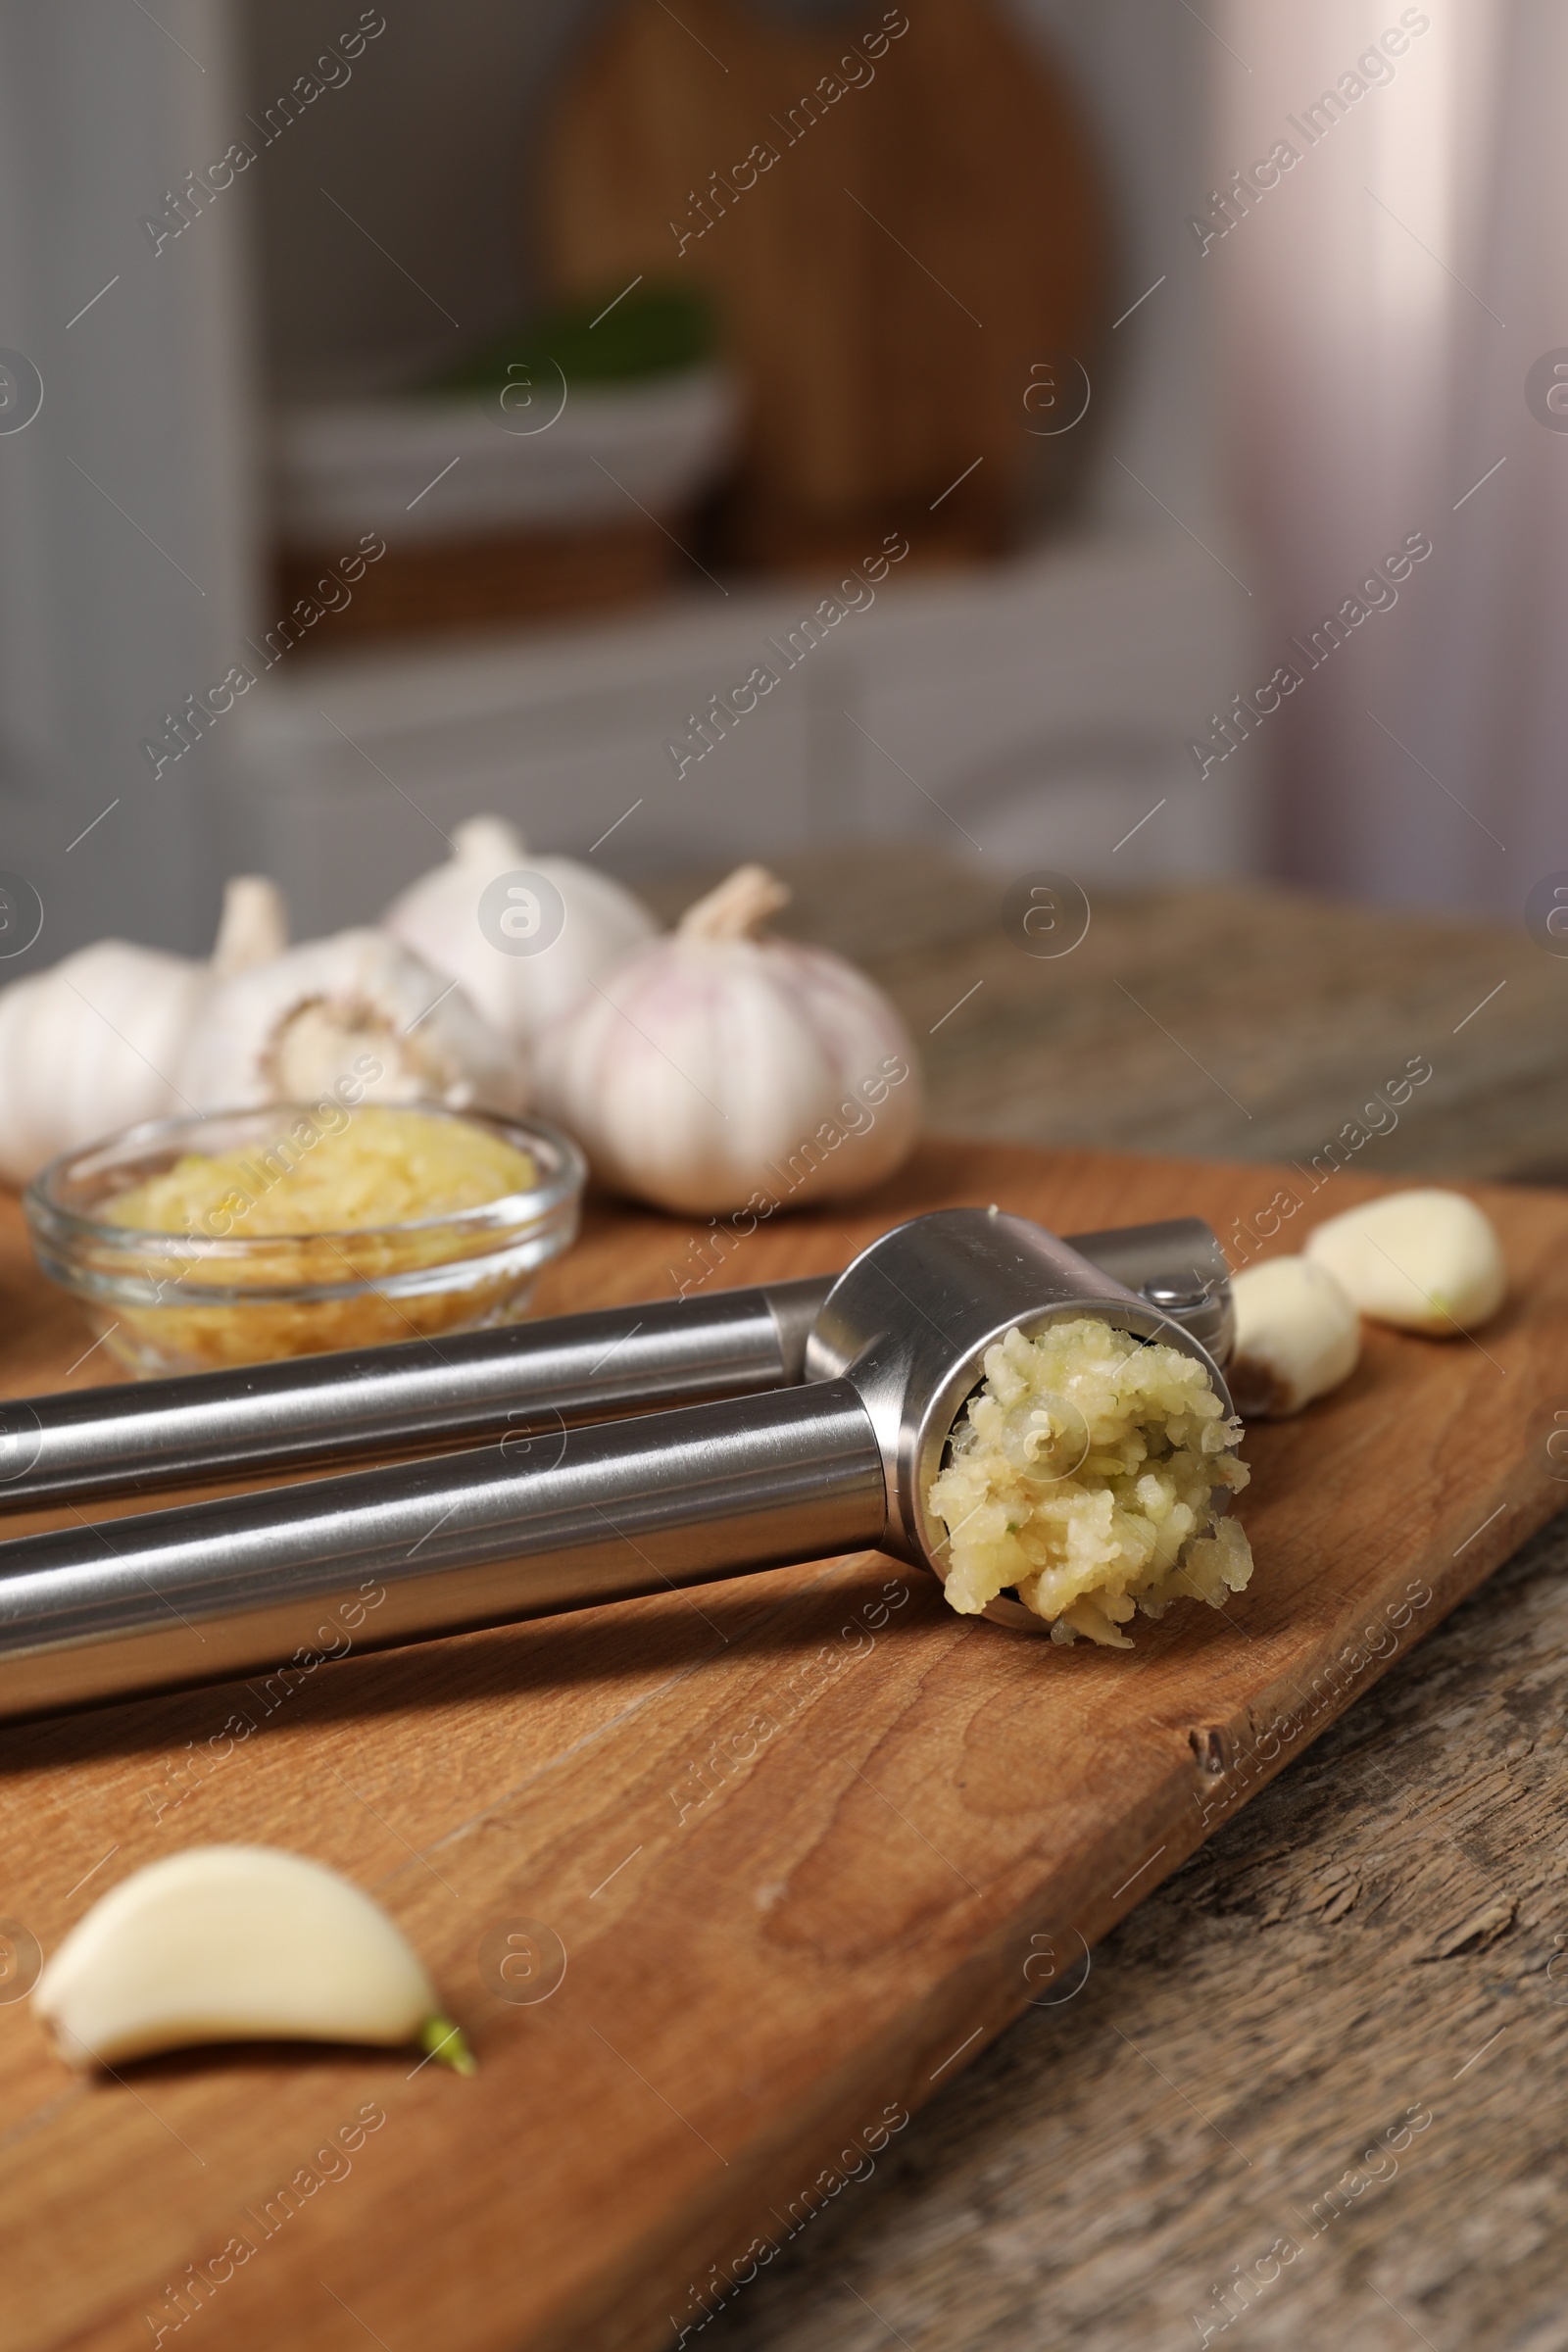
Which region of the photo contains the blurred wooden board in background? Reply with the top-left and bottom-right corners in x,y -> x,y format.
539,0 -> 1108,566
0,1138 -> 1563,2351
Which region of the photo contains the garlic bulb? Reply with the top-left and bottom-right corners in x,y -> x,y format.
1304,1189 -> 1506,1334
1228,1255 -> 1361,1417
34,1844 -> 473,2071
178,927 -> 527,1116
383,813 -> 658,1045
0,875 -> 289,1186
534,862 -> 921,1215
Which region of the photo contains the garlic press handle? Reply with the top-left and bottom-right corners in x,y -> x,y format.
0,1219 -> 1228,1513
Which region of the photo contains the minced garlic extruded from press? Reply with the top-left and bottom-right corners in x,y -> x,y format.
927,1318 -> 1252,1648
109,1105 -> 536,1237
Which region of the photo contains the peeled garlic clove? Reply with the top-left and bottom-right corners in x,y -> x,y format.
383,813 -> 658,1043
1228,1255 -> 1360,1417
0,876 -> 290,1186
178,927 -> 527,1116
535,861 -> 922,1216
34,1844 -> 473,2072
1304,1188 -> 1505,1335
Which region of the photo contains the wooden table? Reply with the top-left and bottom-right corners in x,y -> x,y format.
646,843 -> 1568,1186
637,850 -> 1568,2352
8,854 -> 1567,2352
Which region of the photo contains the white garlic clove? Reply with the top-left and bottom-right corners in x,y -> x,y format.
382,813 -> 658,1044
178,927 -> 527,1117
1304,1189 -> 1505,1335
34,1844 -> 473,2072
1228,1255 -> 1361,1417
534,862 -> 922,1216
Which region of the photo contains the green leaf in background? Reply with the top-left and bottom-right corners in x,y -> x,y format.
424,284 -> 716,397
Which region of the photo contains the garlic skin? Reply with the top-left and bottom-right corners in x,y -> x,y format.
534,863 -> 922,1215
1228,1255 -> 1361,1417
34,1844 -> 472,2070
0,876 -> 289,1187
383,814 -> 658,1045
178,927 -> 527,1117
1305,1189 -> 1506,1335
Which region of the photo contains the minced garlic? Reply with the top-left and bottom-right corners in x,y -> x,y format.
927,1318 -> 1252,1647
108,1104 -> 535,1238
97,1105 -> 541,1370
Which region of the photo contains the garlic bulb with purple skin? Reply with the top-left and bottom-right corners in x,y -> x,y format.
534,863 -> 922,1215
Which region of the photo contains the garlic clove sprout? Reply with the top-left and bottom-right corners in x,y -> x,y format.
34,1844 -> 473,2072
382,813 -> 658,1044
0,877 -> 290,1187
534,862 -> 922,1216
1304,1189 -> 1505,1335
178,927 -> 527,1117
1228,1255 -> 1361,1417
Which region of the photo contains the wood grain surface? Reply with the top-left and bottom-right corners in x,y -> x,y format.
0,1138 -> 1561,2352
703,1511 -> 1568,2352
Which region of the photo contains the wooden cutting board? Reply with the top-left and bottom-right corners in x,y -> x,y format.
2,1138 -> 1565,2352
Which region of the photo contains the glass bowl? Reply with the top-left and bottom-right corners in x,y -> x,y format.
24,1103 -> 586,1377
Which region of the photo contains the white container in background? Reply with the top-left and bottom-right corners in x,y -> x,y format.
272,367 -> 739,546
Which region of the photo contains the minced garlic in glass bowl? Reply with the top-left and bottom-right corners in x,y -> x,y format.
927,1317 -> 1251,1647
108,1105 -> 538,1238
25,1102 -> 584,1375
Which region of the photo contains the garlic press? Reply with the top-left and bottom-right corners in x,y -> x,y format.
0,1210 -> 1233,1719
0,1217 -> 1229,1510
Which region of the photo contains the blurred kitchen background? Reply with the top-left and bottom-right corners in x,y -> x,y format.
0,0 -> 1561,964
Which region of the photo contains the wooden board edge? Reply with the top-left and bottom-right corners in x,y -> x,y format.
547,1463 -> 1559,2352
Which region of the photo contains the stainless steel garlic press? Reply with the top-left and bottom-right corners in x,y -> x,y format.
0,1210 -> 1233,1718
